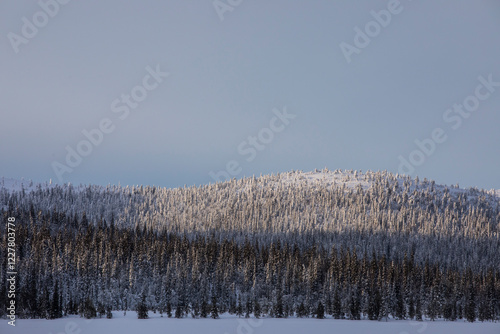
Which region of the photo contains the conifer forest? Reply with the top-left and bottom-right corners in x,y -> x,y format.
1,170 -> 499,322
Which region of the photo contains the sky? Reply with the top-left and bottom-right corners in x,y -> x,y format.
1,0 -> 499,190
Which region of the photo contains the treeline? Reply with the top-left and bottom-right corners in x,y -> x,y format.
1,208 -> 499,322
2,169 -> 499,273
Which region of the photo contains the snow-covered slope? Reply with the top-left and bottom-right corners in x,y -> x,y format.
1,169 -> 498,242
2,169 -> 498,199
0,177 -> 63,193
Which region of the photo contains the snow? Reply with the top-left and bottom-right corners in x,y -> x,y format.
1,312 -> 499,334
281,169 -> 373,190
0,177 -> 63,193
1,177 -> 37,192
2,170 -> 499,200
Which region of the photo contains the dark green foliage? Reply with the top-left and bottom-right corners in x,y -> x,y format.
349,286 -> 361,320
97,302 -> 105,318
106,306 -> 113,319
39,287 -> 50,319
211,295 -> 219,319
191,302 -> 200,318
49,281 -> 62,319
236,295 -> 243,317
200,299 -> 208,318
427,286 -> 439,321
66,298 -> 78,316
465,283 -> 476,322
394,281 -> 405,320
137,294 -> 149,319
83,298 -> 97,319
368,285 -> 381,320
315,302 -> 325,319
296,302 -> 308,318
174,304 -> 183,319
332,287 -> 343,319
253,298 -> 261,319
274,290 -> 284,318
166,302 -> 172,318
0,201 -> 499,322
415,296 -> 423,321
245,298 -> 252,318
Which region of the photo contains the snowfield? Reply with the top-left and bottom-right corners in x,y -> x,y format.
1,312 -> 499,334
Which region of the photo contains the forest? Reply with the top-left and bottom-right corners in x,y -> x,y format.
0,169 -> 499,321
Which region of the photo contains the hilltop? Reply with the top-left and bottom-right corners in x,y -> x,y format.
1,169 -> 499,322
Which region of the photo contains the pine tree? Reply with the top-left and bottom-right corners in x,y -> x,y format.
137,294 -> 149,319
49,281 -> 62,319
394,280 -> 405,320
97,302 -> 105,318
368,285 -> 381,320
39,287 -> 50,319
106,306 -> 113,319
465,286 -> 476,322
427,285 -> 439,321
253,298 -> 261,319
211,295 -> 219,319
315,301 -> 325,319
200,299 -> 208,318
275,289 -> 284,318
166,302 -> 172,318
349,286 -> 361,320
415,295 -> 423,321
296,301 -> 307,318
83,298 -> 97,319
236,295 -> 243,317
245,298 -> 252,318
332,287 -> 343,319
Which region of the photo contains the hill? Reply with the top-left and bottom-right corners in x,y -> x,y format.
0,169 -> 499,322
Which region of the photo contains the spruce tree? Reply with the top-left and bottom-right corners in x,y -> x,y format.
166,302 -> 172,318
465,288 -> 476,322
49,281 -> 62,319
275,289 -> 284,318
175,303 -> 183,318
137,294 -> 149,319
200,299 -> 208,318
245,298 -> 252,318
315,301 -> 325,319
236,295 -> 243,317
415,295 -> 423,321
349,286 -> 361,320
297,301 -> 307,318
211,295 -> 219,319
106,306 -> 113,319
253,298 -> 261,319
83,298 -> 97,319
332,287 -> 342,319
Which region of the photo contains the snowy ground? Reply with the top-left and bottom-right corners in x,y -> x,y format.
1,312 -> 499,334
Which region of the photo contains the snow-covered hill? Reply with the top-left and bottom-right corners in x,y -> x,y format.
1,169 -> 499,242
2,169 -> 498,200
2,170 -> 499,324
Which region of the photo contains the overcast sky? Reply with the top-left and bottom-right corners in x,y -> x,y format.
1,0 -> 499,190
